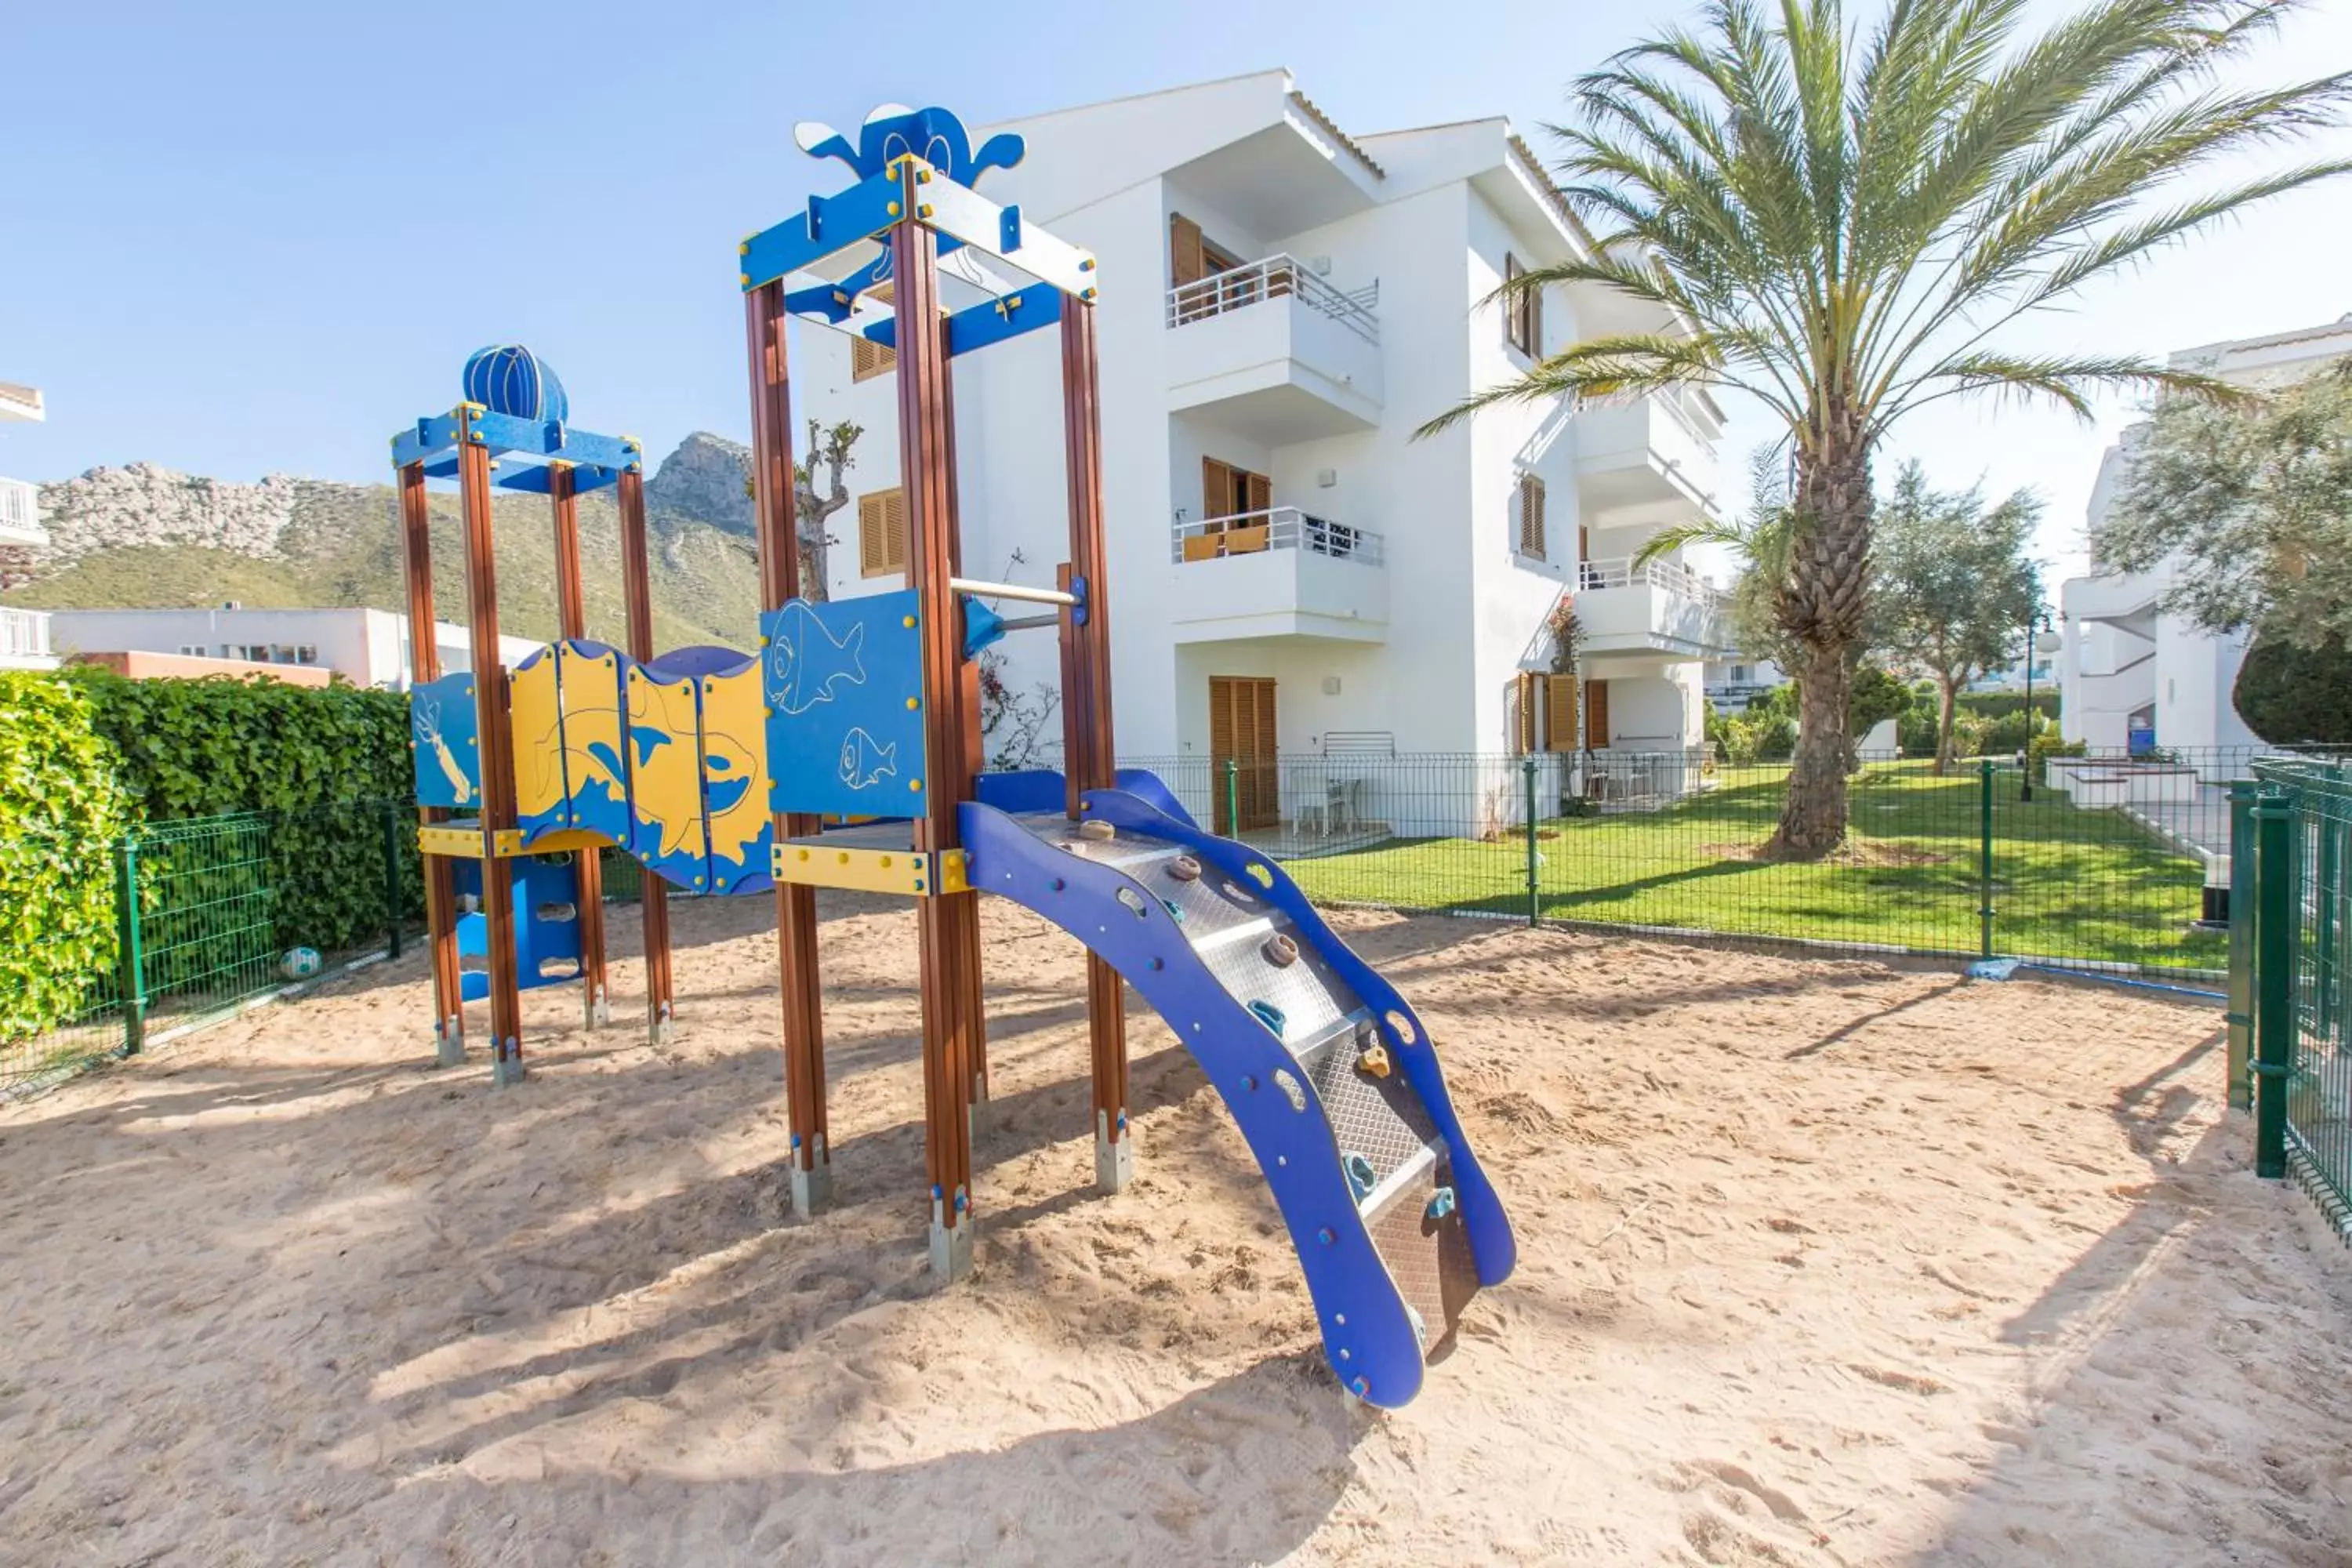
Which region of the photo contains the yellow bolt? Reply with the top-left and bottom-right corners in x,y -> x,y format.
905,696 -> 919,710
797,848 -> 811,862
739,241 -> 750,256
909,779 -> 924,793
880,855 -> 893,868
740,273 -> 752,287
917,169 -> 932,183
918,205 -> 935,220
886,201 -> 900,217
763,708 -> 774,719
837,851 -> 850,864
888,165 -> 900,182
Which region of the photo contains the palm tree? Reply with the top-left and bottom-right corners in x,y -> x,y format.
1421,0 -> 2350,856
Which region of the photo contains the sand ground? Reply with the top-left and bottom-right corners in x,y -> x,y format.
2,894 -> 2348,1567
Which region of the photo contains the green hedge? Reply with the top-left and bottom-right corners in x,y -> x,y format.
2,671 -> 422,1044
0,673 -> 136,1040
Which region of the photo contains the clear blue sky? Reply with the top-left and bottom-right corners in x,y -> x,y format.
5,0 -> 2348,579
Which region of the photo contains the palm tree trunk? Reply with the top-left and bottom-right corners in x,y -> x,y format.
1766,437 -> 1873,858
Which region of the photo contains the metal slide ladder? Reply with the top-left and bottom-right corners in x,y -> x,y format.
960,784 -> 1515,1408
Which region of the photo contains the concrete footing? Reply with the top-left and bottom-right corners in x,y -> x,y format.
1094,1112 -> 1134,1194
929,1195 -> 975,1280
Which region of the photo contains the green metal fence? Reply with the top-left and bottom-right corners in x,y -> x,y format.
2,798 -> 427,1098
2241,760 -> 2352,1237
1122,750 -> 2234,975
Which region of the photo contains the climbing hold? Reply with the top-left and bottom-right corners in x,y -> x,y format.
1162,898 -> 1186,925
1356,1043 -> 1392,1080
1247,1000 -> 1287,1036
1349,1375 -> 1370,1399
1316,1227 -> 1335,1246
1167,854 -> 1202,882
1344,1152 -> 1376,1200
1049,877 -> 1066,893
1261,932 -> 1300,968
1426,1186 -> 1457,1221
1079,819 -> 1116,841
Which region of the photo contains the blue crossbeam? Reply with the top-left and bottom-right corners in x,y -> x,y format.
390,409 -> 642,492
862,286 -> 1065,359
741,168 -> 909,292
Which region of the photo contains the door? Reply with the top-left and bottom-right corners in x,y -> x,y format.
1209,676 -> 1280,834
1584,679 -> 1611,749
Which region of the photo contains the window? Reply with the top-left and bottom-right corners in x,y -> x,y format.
295,645 -> 318,665
1515,474 -> 1548,560
1185,459 -> 1273,561
1504,252 -> 1542,358
1170,214 -> 1249,324
858,487 -> 909,577
176,644 -> 205,657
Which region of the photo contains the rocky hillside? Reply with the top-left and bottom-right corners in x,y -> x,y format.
5,435 -> 767,651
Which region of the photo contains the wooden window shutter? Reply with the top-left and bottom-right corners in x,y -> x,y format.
1585,678 -> 1611,747
1244,470 -> 1272,516
1203,456 -> 1232,522
851,336 -> 897,382
1545,673 -> 1578,753
1514,672 -> 1537,754
859,488 -> 907,577
1171,214 -> 1207,292
1518,475 -> 1547,558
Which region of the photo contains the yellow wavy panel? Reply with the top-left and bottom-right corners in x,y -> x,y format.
508,647 -> 568,827
698,662 -> 771,887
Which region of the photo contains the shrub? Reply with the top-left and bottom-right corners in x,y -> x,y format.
2234,634 -> 2352,745
0,672 -> 135,1040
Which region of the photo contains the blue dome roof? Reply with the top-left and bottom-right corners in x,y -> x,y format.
462,345 -> 569,423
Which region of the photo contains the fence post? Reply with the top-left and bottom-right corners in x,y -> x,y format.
2252,787 -> 2295,1179
379,800 -> 405,962
1222,757 -> 1239,838
1523,753 -> 1541,928
1978,759 -> 1995,960
2226,780 -> 2258,1112
2318,797 -> 2340,1040
115,833 -> 147,1056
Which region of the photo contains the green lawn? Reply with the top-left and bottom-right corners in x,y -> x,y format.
1286,760 -> 2224,972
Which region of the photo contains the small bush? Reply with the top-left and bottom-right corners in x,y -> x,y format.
0,672 -> 135,1040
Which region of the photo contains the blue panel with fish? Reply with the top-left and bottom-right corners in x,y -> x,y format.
761,590 -> 928,820
410,672 -> 481,811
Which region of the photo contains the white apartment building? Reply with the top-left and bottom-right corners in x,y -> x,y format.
0,379 -> 56,671
2060,314 -> 2352,760
792,72 -> 1727,826
48,605 -> 539,690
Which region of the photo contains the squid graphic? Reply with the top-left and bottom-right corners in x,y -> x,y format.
412,699 -> 474,807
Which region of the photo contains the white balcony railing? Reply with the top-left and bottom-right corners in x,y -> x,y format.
1167,255 -> 1379,344
0,477 -> 39,537
1172,506 -> 1385,567
1578,554 -> 1722,602
0,607 -> 51,660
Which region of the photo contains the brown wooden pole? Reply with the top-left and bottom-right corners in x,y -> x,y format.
456,423 -> 527,1084
746,281 -> 833,1218
548,463 -> 611,1029
891,213 -> 982,1278
1059,298 -> 1131,1192
938,319 -> 990,1107
399,459 -> 467,1067
615,466 -> 677,1046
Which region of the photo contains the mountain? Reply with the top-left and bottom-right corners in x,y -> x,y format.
3,436 -> 766,652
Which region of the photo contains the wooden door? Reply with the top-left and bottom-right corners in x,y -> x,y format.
1243,470 -> 1272,517
1209,677 -> 1279,834
1584,679 -> 1611,749
1203,456 -> 1233,525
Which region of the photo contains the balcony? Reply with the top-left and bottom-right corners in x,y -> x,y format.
1574,390 -> 1719,514
1164,256 -> 1382,444
0,606 -> 56,670
0,477 -> 45,549
1574,556 -> 1730,659
1167,507 -> 1386,644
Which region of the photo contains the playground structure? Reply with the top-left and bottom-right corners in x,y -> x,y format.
391,104 -> 1514,1407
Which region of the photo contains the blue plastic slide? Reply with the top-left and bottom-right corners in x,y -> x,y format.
959,782 -> 1515,1408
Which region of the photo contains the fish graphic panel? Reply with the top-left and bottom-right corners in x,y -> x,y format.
409,672 -> 481,810
557,640 -> 631,847
698,656 -> 775,896
508,644 -> 570,844
762,590 -> 928,819
625,663 -> 710,891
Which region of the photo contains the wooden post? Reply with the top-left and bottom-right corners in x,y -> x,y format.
456,423 -> 527,1084
615,466 -> 677,1046
746,281 -> 834,1218
891,213 -> 982,1278
939,318 -> 989,1107
1058,298 -> 1131,1193
549,462 -> 611,1028
398,459 -> 468,1067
